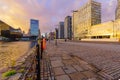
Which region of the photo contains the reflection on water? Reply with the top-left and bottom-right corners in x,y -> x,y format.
0,41 -> 31,70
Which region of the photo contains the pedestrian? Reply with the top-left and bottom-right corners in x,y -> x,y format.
41,38 -> 46,59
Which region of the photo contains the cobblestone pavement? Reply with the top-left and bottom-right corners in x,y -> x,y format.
43,41 -> 100,80
43,41 -> 120,80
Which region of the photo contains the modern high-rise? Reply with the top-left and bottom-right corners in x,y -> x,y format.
116,0 -> 120,20
58,22 -> 64,39
55,28 -> 58,39
30,19 -> 40,39
72,0 -> 101,39
64,16 -> 72,40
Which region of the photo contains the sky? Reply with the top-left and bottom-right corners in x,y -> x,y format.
0,0 -> 117,34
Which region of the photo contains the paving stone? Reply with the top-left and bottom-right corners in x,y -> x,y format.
50,57 -> 62,61
69,72 -> 87,80
51,60 -> 63,68
56,75 -> 70,80
73,65 -> 84,72
80,64 -> 90,71
62,54 -> 71,60
63,59 -> 75,66
74,57 -> 88,65
87,78 -> 101,80
82,71 -> 97,78
63,66 -> 77,74
54,67 -> 65,76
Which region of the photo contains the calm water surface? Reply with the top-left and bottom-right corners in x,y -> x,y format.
0,41 -> 32,70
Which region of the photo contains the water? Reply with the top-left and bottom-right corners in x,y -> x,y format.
0,41 -> 31,70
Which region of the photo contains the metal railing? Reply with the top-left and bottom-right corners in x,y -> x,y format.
18,44 -> 55,80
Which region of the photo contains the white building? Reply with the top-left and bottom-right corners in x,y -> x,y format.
72,0 -> 101,39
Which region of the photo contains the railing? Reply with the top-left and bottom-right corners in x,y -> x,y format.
18,44 -> 40,80
18,43 -> 55,80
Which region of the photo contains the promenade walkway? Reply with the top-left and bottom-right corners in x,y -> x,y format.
41,41 -> 102,80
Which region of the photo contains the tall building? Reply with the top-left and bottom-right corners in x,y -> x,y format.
55,28 -> 58,39
58,22 -> 64,39
73,0 -> 101,39
116,0 -> 120,20
64,16 -> 72,40
30,19 -> 40,39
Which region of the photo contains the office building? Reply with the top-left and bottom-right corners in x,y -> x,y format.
72,0 -> 101,39
55,28 -> 58,39
58,22 -> 64,39
64,16 -> 72,40
88,19 -> 120,39
30,19 -> 39,36
116,0 -> 120,20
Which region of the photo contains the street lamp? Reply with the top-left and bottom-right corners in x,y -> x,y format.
72,10 -> 78,40
111,20 -> 115,38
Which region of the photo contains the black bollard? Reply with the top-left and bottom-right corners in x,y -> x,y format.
41,40 -> 43,59
36,44 -> 40,80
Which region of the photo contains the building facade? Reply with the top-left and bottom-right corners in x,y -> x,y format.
49,32 -> 55,40
55,28 -> 58,39
0,20 -> 10,36
64,16 -> 72,40
58,22 -> 64,39
73,0 -> 101,39
30,19 -> 39,37
88,20 -> 120,39
116,0 -> 120,20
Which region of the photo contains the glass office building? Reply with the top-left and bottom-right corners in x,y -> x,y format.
58,22 -> 64,39
30,19 -> 39,36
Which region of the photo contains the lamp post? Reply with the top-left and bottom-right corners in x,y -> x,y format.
112,20 -> 115,38
116,21 -> 118,39
72,10 -> 78,40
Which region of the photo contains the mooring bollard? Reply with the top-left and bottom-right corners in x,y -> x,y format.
36,44 -> 40,80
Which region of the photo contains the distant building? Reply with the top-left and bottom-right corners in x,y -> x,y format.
30,19 -> 40,40
10,27 -> 23,38
30,19 -> 39,36
64,16 -> 72,40
58,22 -> 64,39
88,19 -> 120,39
116,0 -> 120,20
0,20 -> 22,39
0,20 -> 10,36
49,32 -> 55,40
55,28 -> 58,39
73,0 -> 101,39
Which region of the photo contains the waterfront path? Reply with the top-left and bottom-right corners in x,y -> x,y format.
44,40 -> 120,80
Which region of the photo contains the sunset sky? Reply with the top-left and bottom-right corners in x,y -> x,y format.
0,0 -> 117,34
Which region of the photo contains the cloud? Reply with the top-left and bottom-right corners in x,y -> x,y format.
0,0 -> 117,33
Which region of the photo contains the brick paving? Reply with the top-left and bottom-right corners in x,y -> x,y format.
65,41 -> 120,79
44,41 -> 103,80
41,40 -> 120,80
